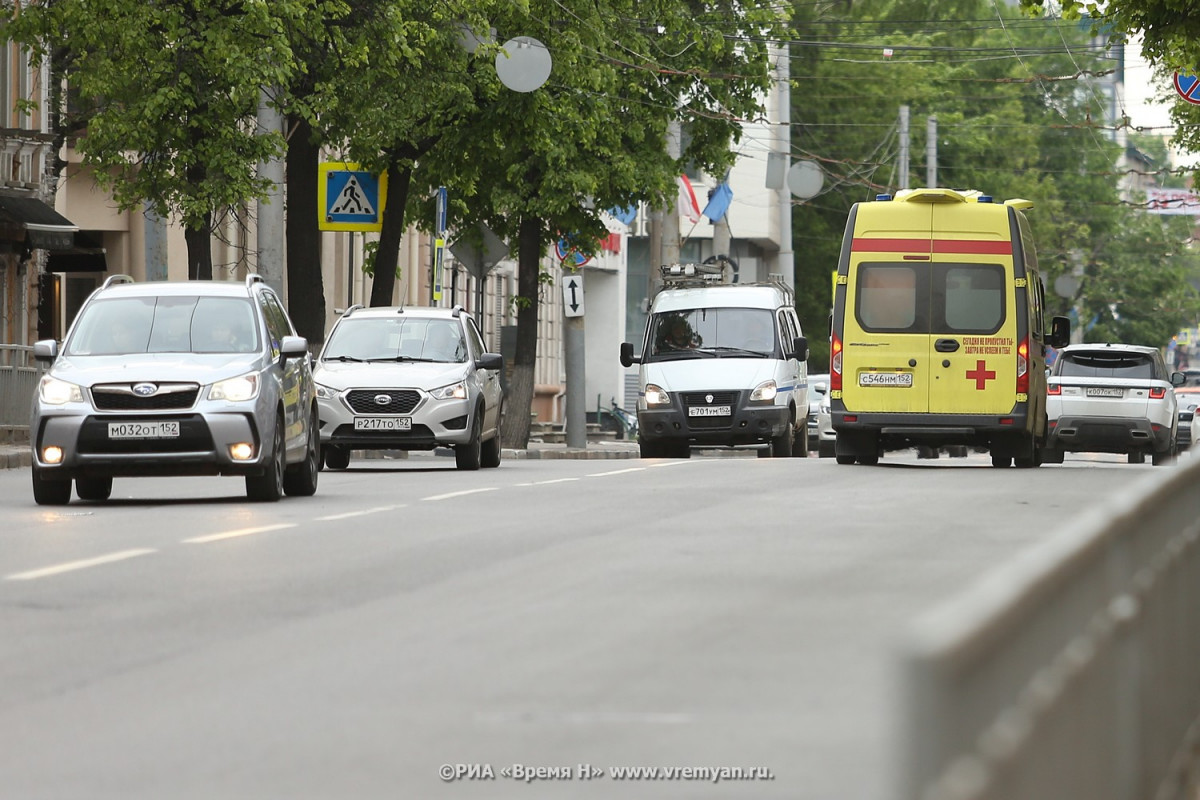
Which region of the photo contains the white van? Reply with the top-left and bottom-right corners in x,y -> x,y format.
620,264 -> 809,458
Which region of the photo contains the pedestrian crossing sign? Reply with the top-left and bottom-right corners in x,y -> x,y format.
318,162 -> 387,232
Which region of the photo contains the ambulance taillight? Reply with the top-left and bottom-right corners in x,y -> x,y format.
831,333 -> 843,391
1016,338 -> 1029,395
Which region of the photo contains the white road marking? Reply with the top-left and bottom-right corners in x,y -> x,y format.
182,523 -> 296,544
316,505 -> 407,521
531,477 -> 580,485
5,548 -> 157,581
585,467 -> 646,477
422,487 -> 499,502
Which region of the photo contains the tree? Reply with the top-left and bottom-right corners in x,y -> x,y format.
2,0 -> 323,278
419,0 -> 790,448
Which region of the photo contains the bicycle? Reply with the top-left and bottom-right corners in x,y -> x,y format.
588,397 -> 639,440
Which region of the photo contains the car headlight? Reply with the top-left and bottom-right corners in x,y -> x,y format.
644,383 -> 671,407
314,382 -> 337,400
39,375 -> 84,405
210,373 -> 260,402
750,379 -> 777,403
431,381 -> 468,401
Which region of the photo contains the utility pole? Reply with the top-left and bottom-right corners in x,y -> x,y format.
926,115 -> 938,189
256,88 -> 285,295
661,121 -> 682,265
898,105 -> 910,191
775,43 -> 794,289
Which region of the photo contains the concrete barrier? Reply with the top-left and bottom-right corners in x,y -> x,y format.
898,456 -> 1200,800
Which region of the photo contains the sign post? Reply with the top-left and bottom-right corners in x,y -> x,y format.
432,187 -> 448,302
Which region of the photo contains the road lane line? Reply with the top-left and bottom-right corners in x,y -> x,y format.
585,467 -> 646,477
531,477 -> 580,485
5,549 -> 157,581
182,523 -> 296,544
316,505 -> 407,521
421,488 -> 498,502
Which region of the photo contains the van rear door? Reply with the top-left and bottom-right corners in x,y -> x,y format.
840,199 -> 933,413
924,203 -> 1019,415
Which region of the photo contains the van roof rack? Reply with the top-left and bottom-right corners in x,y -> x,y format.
660,261 -> 731,287
245,274 -> 265,288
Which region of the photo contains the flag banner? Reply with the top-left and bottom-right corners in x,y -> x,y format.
702,182 -> 733,222
678,175 -> 701,223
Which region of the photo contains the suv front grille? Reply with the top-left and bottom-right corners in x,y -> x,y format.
346,389 -> 421,415
92,383 -> 200,411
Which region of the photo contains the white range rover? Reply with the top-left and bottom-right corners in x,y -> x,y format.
1045,343 -> 1185,465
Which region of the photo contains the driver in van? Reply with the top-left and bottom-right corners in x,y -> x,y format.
662,316 -> 699,351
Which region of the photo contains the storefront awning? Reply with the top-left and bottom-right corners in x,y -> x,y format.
46,232 -> 107,272
0,193 -> 78,251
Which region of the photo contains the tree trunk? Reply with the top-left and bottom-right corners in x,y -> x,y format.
184,216 -> 212,280
285,115 -> 326,346
500,216 -> 544,449
369,164 -> 412,307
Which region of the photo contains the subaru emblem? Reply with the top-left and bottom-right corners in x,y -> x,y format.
133,383 -> 158,397
706,394 -> 714,404
374,394 -> 391,405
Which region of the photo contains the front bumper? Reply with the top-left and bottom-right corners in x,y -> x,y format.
318,394 -> 475,452
637,390 -> 789,447
32,408 -> 269,479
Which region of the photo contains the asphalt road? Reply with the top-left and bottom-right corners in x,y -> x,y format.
0,450 -> 1184,800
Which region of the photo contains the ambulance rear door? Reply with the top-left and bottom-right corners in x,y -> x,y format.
924,202 -> 1019,416
840,199 -> 934,414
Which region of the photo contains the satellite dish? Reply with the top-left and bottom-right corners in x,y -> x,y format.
787,160 -> 824,199
495,36 -> 552,93
1054,274 -> 1081,298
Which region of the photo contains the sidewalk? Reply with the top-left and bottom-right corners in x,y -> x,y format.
0,439 -> 643,471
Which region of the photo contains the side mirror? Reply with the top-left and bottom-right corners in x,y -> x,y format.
815,381 -> 828,395
33,339 -> 59,363
1047,316 -> 1071,349
1171,371 -> 1187,387
620,342 -> 640,368
280,335 -> 310,362
792,336 -> 809,361
477,352 -> 504,371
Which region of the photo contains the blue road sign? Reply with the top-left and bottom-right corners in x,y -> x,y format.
318,163 -> 386,231
1175,72 -> 1200,105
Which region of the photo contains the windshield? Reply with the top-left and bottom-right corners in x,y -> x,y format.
65,296 -> 260,355
1055,351 -> 1156,380
647,307 -> 777,360
324,317 -> 467,364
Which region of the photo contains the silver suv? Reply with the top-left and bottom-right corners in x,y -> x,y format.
30,275 -> 320,504
1045,342 -> 1184,465
313,305 -> 504,470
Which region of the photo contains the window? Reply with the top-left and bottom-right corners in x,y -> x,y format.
1056,352 -> 1155,380
940,265 -> 1004,334
857,265 -> 919,331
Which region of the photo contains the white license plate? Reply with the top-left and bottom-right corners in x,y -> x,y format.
354,417 -> 412,431
688,405 -> 731,417
859,372 -> 913,387
108,421 -> 180,439
1085,387 -> 1125,397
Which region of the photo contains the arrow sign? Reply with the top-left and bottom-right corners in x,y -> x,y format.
563,274 -> 584,318
1176,71 -> 1200,105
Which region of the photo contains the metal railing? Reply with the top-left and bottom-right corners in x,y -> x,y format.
0,345 -> 40,440
898,457 -> 1200,800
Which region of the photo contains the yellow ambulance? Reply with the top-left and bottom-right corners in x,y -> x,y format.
829,188 -> 1071,467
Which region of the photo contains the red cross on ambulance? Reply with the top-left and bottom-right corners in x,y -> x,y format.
965,359 -> 996,390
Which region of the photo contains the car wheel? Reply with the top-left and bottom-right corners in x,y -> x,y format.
481,433 -> 502,468
818,440 -> 836,459
1128,451 -> 1146,465
455,411 -> 483,470
770,425 -> 793,458
790,417 -> 808,457
991,453 -> 1012,468
246,417 -> 286,502
1152,445 -> 1175,466
75,476 -> 113,502
1041,445 -> 1065,464
639,439 -> 664,458
32,470 -> 72,506
324,446 -> 350,470
284,409 -> 320,496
